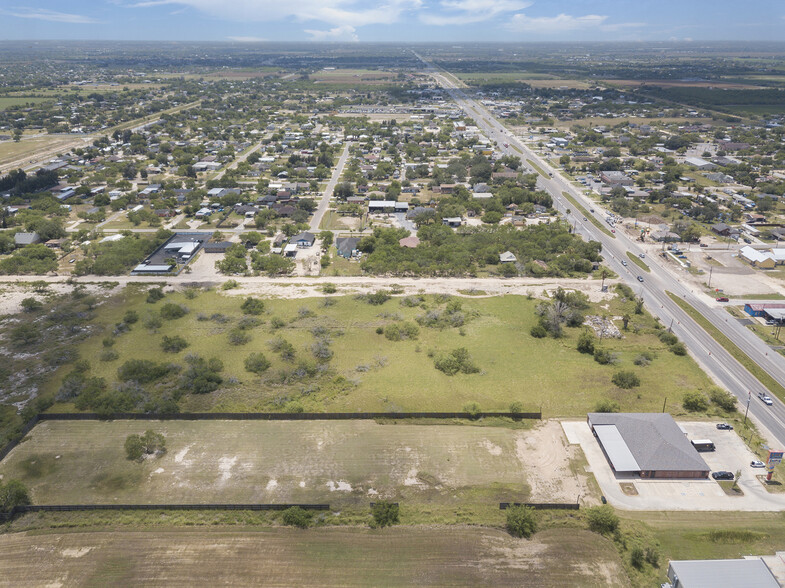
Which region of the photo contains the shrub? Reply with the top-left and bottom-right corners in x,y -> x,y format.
125,430 -> 166,461
160,303 -> 188,320
311,340 -> 333,362
244,352 -> 271,374
180,355 -> 223,394
709,388 -> 737,412
161,335 -> 188,353
241,297 -> 265,315
270,316 -> 286,330
594,399 -> 620,413
509,401 -> 524,414
683,390 -> 709,412
0,479 -> 31,513
670,342 -> 687,356
434,347 -> 480,376
237,317 -> 261,330
228,328 -> 251,346
362,291 -> 391,305
322,283 -> 337,294
117,359 -> 171,383
143,314 -> 163,331
281,506 -> 312,529
375,326 -> 384,335
371,501 -> 399,528
612,370 -> 640,389
222,279 -> 239,290
146,287 -> 165,303
644,546 -> 660,567
21,297 -> 43,312
658,331 -> 678,346
123,310 -> 139,324
576,330 -> 595,354
269,337 -> 296,361
586,505 -> 619,535
384,322 -> 420,341
630,546 -> 645,569
633,352 -> 653,366
530,324 -> 547,338
593,348 -> 612,365
506,505 -> 538,538
463,402 -> 481,419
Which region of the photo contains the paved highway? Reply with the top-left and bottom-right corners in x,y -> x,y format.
415,53 -> 785,448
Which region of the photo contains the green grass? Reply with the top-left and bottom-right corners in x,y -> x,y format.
626,252 -> 650,273
561,191 -> 616,239
733,293 -> 785,300
43,289 -> 714,417
667,292 -> 785,400
0,96 -> 55,109
526,159 -> 548,178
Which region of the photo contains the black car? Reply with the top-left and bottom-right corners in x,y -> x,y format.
712,471 -> 734,480
716,423 -> 733,430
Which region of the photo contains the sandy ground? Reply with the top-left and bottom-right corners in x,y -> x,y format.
515,420 -> 596,505
0,282 -> 117,316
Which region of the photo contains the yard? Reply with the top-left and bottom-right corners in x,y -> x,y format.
44,289 -> 716,416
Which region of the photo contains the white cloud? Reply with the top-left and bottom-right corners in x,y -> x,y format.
506,12 -> 607,32
304,25 -> 359,42
1,7 -> 99,24
127,0 -> 420,27
421,0 -> 530,25
227,36 -> 267,42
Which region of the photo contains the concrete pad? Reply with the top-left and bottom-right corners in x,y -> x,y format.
561,419 -> 785,511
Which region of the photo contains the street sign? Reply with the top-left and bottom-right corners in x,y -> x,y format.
768,450 -> 784,467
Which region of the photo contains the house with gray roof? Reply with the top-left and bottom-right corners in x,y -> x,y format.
14,232 -> 40,247
587,413 -> 710,479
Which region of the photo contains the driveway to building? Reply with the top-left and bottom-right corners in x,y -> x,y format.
562,420 -> 785,511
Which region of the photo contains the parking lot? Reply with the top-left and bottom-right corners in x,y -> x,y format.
563,420 -> 785,511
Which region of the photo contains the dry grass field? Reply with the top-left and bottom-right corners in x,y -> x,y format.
0,527 -> 627,587
0,420 -> 591,507
310,69 -> 397,85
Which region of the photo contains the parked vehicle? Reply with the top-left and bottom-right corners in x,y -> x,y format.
751,460 -> 765,468
716,297 -> 729,302
716,423 -> 733,430
691,439 -> 716,452
712,471 -> 734,480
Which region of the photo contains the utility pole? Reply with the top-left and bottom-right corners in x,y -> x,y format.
707,265 -> 713,289
662,397 -> 667,413
744,391 -> 751,426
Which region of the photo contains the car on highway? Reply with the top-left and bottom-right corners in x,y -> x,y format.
639,253 -> 645,259
716,297 -> 729,302
621,260 -> 627,266
751,460 -> 765,468
583,216 -> 587,221
637,276 -> 644,282
758,392 -> 774,405
611,229 -> 615,233
711,471 -> 734,480
716,423 -> 733,430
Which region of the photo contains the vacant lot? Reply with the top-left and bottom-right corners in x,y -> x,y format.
0,419 -> 592,506
44,290 -> 716,416
0,527 -> 627,587
310,69 -> 396,85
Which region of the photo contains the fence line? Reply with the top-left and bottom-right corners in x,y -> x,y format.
0,503 -> 330,522
499,502 -> 580,510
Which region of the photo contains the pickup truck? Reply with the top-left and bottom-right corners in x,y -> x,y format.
759,392 -> 774,406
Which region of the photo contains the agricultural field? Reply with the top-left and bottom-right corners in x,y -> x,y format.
310,69 -> 397,85
0,419 -> 592,507
0,96 -> 55,109
36,288 -> 717,416
0,527 -> 627,587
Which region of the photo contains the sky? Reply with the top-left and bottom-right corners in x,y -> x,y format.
0,1 -> 783,43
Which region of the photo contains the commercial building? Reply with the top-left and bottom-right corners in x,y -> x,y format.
666,558 -> 779,588
587,413 -> 710,479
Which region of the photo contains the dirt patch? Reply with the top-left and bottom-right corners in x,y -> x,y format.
514,421 -> 592,504
620,483 -> 638,496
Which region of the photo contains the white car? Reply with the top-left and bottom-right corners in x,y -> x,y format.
758,392 -> 774,406
751,460 -> 765,468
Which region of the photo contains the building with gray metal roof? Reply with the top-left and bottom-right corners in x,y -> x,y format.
666,558 -> 779,588
587,413 -> 710,479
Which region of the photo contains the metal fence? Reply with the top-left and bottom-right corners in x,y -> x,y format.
0,503 -> 330,522
499,502 -> 580,510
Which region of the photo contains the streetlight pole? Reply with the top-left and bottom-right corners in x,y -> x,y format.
708,265 -> 713,289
